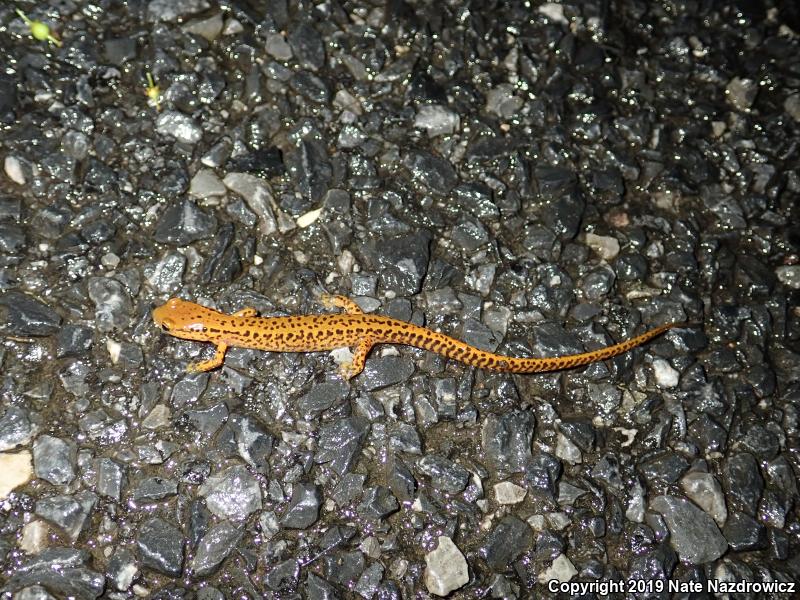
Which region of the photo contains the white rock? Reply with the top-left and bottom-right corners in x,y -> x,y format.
680,471 -> 728,526
0,450 -> 33,499
414,105 -> 460,137
652,358 -> 679,388
538,2 -> 568,24
776,266 -> 800,289
726,77 -> 758,111
296,207 -> 323,228
555,432 -> 582,465
155,110 -> 203,144
494,481 -> 527,505
585,232 -> 620,260
537,553 -> 577,584
106,339 -> 122,364
545,512 -> 571,531
183,12 -> 223,41
424,536 -> 469,596
20,520 -> 49,554
4,156 -> 25,185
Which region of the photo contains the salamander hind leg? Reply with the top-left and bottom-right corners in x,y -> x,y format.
338,338 -> 374,380
320,294 -> 363,315
187,343 -> 228,373
232,307 -> 258,317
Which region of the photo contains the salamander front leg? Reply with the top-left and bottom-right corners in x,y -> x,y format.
338,338 -> 373,380
232,307 -> 258,317
320,294 -> 363,315
187,343 -> 228,373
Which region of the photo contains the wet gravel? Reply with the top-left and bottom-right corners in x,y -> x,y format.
1,0 -> 800,598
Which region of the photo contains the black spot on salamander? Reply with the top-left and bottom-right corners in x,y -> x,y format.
241,330 -> 250,337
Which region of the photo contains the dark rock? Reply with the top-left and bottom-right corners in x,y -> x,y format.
359,356 -> 415,390
357,486 -> 399,519
4,548 -> 105,599
403,150 -> 457,195
55,324 -> 94,358
281,482 -> 323,528
722,511 -> 767,551
482,516 -> 533,572
416,455 -> 469,493
137,517 -> 185,577
153,199 -> 217,246
722,453 -> 764,515
315,417 -> 370,475
0,291 -> 61,336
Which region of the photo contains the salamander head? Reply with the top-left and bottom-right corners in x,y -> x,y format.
152,297 -> 218,341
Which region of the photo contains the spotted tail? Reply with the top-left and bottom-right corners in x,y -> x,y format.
385,321 -> 678,373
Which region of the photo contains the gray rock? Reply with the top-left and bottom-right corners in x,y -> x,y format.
265,558 -> 300,591
355,562 -> 384,599
33,435 -> 76,485
228,415 -> 274,472
199,465 -> 262,520
297,380 -> 349,418
106,548 -> 137,591
87,277 -> 133,332
424,536 -> 468,596
35,492 -> 97,542
416,455 -> 469,494
315,417 -> 370,475
281,482 -> 323,528
4,548 -> 105,599
130,477 -> 178,503
191,520 -> 243,576
144,252 -> 186,293
403,151 -> 457,195
222,173 -> 279,235
482,410 -> 536,473
361,230 -> 432,295
137,517 -> 185,576
288,21 -> 325,71
650,495 -> 728,564
95,458 -> 125,501
0,406 -> 37,451
147,0 -> 210,22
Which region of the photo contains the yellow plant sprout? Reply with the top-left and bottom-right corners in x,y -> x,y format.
16,9 -> 62,47
145,72 -> 162,110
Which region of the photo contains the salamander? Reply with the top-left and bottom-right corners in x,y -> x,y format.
152,295 -> 677,379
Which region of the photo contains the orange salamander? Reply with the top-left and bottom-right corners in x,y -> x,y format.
152,295 -> 678,379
